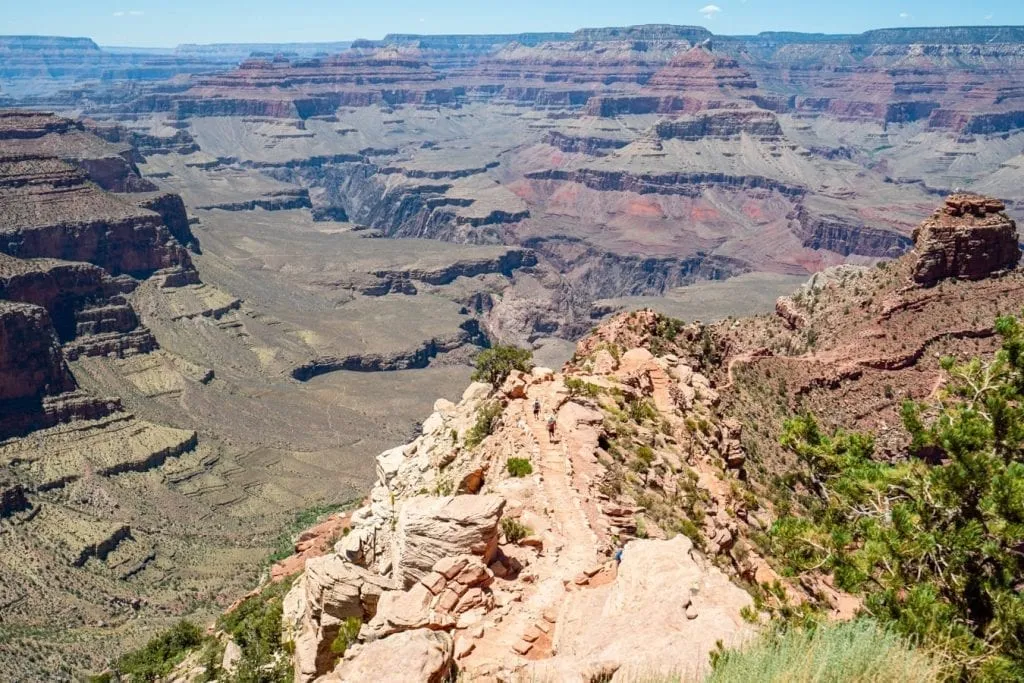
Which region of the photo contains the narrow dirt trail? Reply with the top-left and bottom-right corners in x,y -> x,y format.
469,376 -> 602,664
529,380 -> 600,569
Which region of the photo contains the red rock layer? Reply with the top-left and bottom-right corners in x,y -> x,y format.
135,50 -> 460,118
911,194 -> 1021,286
0,110 -> 199,437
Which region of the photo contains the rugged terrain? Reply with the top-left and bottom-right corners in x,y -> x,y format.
2,22 -> 1024,678
156,191 -> 1022,682
0,110 -> 538,677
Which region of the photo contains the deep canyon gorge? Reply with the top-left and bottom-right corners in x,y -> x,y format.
1,21 -> 1024,680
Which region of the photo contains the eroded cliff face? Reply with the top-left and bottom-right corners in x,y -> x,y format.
0,112 -> 202,442
0,112 -> 245,678
0,112 -> 197,277
30,26 -> 1021,355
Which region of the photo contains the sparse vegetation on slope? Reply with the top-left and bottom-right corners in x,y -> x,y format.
112,578 -> 295,683
767,314 -> 1024,680
216,578 -> 294,682
466,400 -> 504,449
112,620 -> 205,682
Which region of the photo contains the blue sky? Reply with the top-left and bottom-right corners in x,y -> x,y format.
2,0 -> 1021,48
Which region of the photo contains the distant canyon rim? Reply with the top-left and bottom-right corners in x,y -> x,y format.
1,22 -> 1024,677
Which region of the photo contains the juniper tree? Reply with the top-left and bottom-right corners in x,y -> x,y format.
769,314 -> 1024,681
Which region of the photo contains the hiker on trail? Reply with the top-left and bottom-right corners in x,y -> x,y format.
546,413 -> 556,440
533,399 -> 541,419
613,536 -> 626,565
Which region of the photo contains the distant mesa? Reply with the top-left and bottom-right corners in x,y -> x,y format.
911,194 -> 1021,287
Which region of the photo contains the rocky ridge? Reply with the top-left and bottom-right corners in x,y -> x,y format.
723,192 -> 1023,466
276,331 -> 762,681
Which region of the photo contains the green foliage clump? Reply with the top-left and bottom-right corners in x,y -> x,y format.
630,445 -> 656,473
653,315 -> 686,341
266,503 -> 345,565
472,344 -> 533,388
501,517 -> 532,544
627,397 -> 658,423
650,315 -> 686,356
329,616 -> 363,657
707,619 -> 943,683
768,314 -> 1024,680
465,401 -> 503,449
217,578 -> 294,683
114,620 -> 206,682
506,457 -> 533,477
565,377 -> 602,398
699,327 -> 724,373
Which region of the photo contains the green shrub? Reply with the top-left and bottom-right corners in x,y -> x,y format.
115,620 -> 205,682
465,401 -> 503,449
674,518 -> 703,547
472,344 -> 533,388
707,619 -> 943,683
565,377 -> 602,398
501,517 -> 532,544
217,578 -> 294,683
330,616 -> 363,657
653,315 -> 685,342
767,314 -> 1024,679
627,397 -> 658,423
506,457 -> 533,477
635,517 -> 648,539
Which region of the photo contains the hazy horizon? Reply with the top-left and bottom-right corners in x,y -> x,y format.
3,0 -> 1022,49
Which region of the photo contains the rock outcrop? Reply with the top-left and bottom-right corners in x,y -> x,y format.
0,111 -> 197,279
0,301 -> 73,405
529,535 -> 753,681
322,628 -> 454,683
278,310 -> 775,681
392,495 -> 504,588
284,555 -> 393,681
911,194 -> 1021,286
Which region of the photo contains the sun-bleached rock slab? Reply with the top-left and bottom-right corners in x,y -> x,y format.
321,628 -> 453,683
393,494 -> 504,588
286,554 -> 393,682
527,535 -> 754,681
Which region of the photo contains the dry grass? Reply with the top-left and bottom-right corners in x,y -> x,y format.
703,619 -> 945,683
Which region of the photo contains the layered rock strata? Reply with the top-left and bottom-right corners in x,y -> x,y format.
911,194 -> 1021,286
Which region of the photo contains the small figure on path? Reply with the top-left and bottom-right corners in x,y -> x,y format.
533,399 -> 541,419
546,413 -> 556,440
